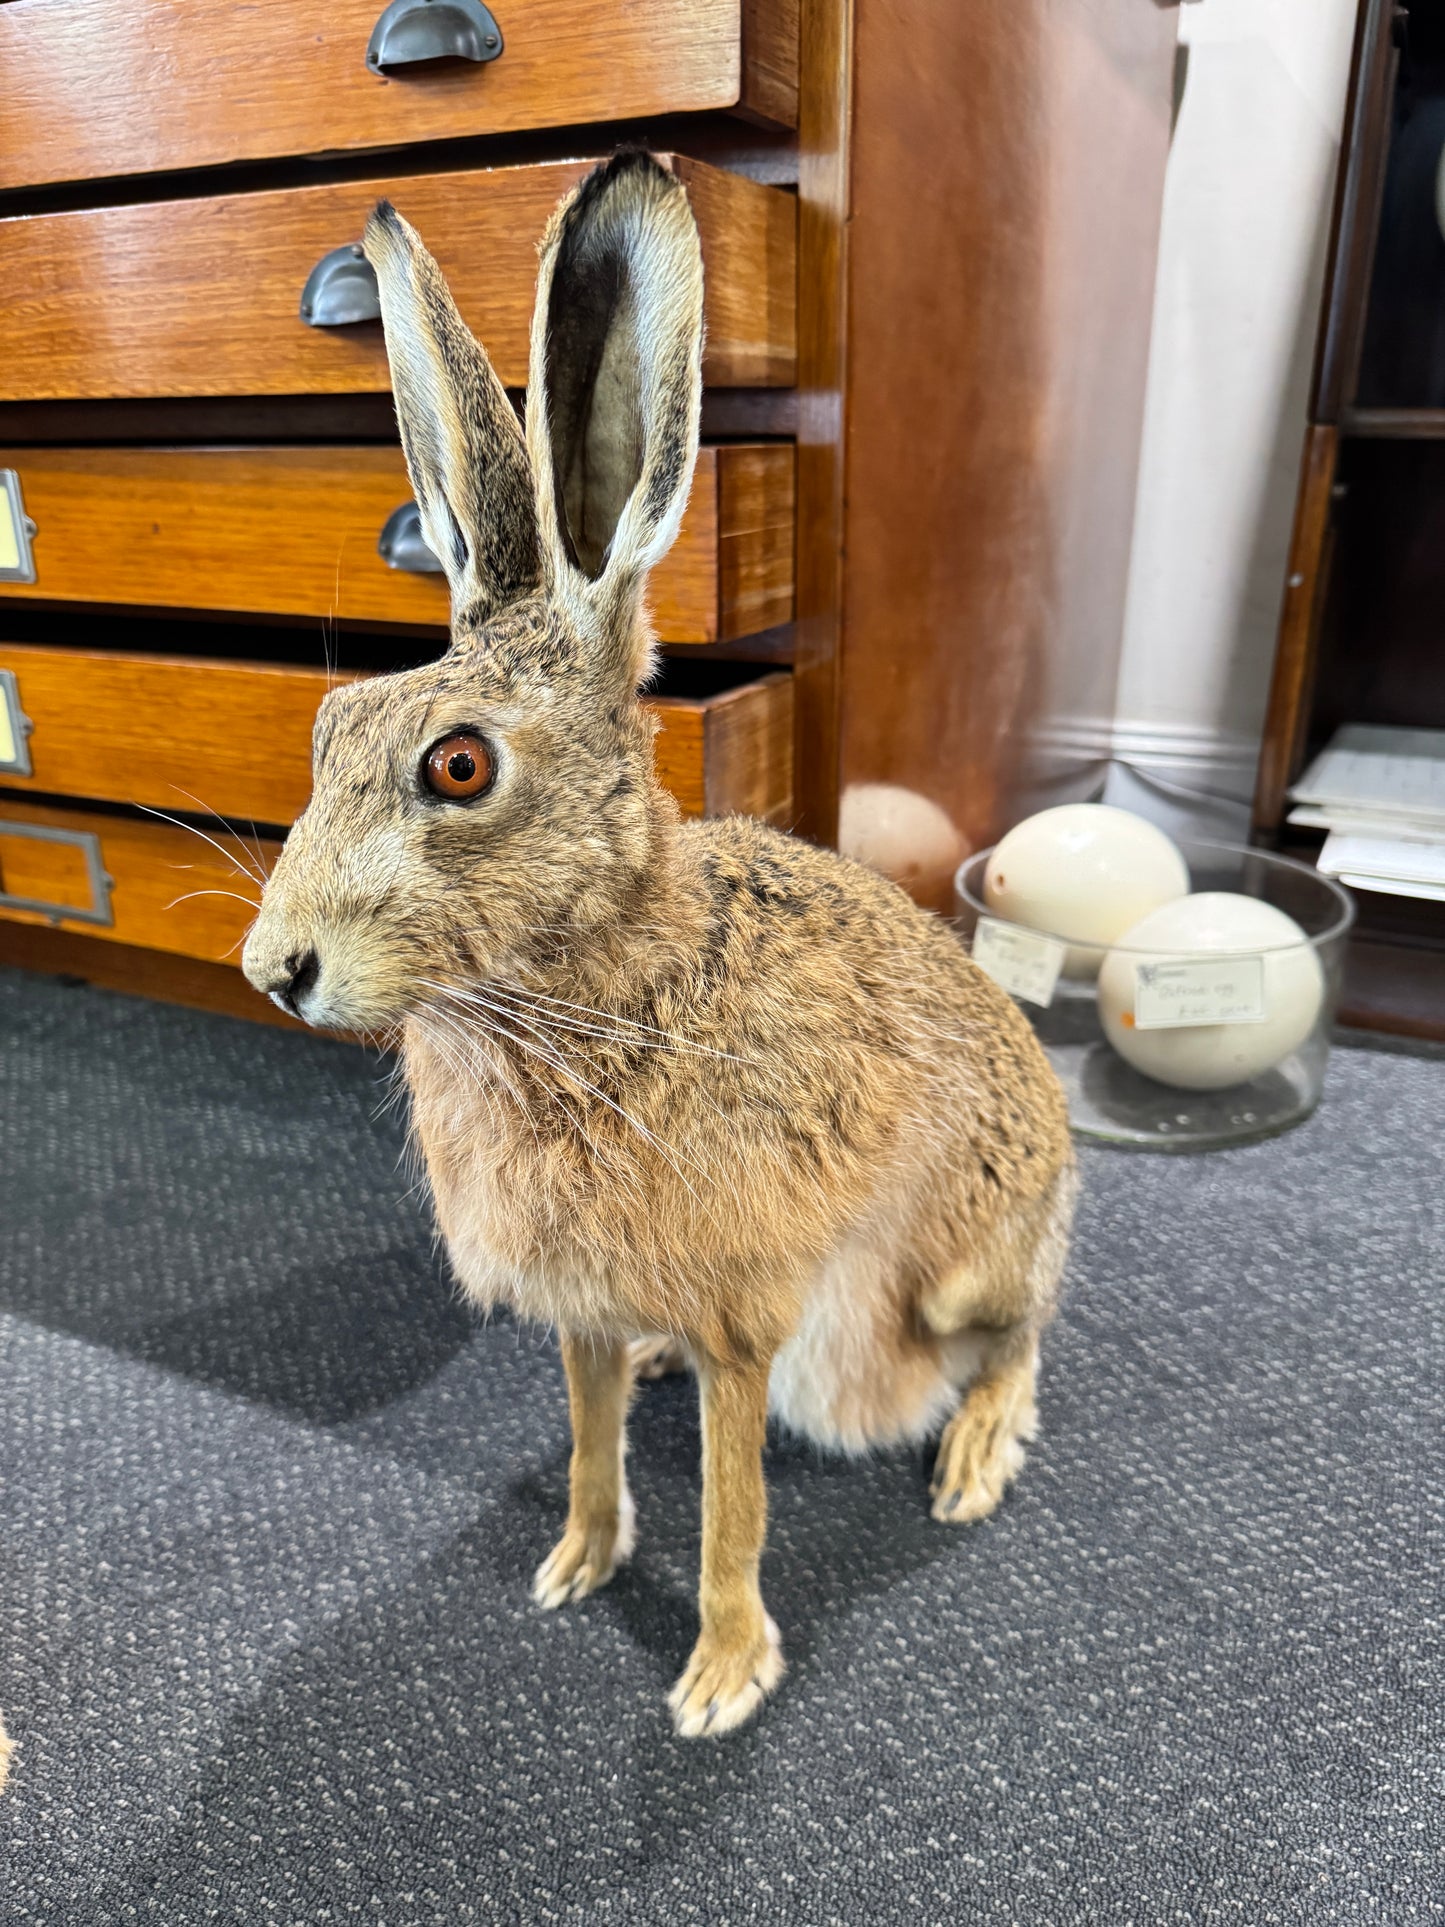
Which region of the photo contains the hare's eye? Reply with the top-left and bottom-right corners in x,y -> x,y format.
423,731 -> 494,801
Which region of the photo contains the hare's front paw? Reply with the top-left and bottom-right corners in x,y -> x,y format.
532,1489 -> 636,1610
668,1614 -> 784,1738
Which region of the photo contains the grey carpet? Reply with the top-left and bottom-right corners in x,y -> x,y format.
0,964 -> 1440,1926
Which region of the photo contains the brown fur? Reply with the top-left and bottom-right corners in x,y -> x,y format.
242,153 -> 1076,1739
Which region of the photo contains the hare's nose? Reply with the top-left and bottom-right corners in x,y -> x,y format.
266,948 -> 320,1015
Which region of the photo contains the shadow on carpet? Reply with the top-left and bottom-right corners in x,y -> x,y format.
0,967 -> 1440,1925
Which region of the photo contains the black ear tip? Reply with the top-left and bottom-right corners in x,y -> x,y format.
364,198 -> 406,265
367,198 -> 404,241
572,148 -> 679,217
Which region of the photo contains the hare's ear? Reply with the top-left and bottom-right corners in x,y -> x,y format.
364,202 -> 541,620
527,152 -> 704,688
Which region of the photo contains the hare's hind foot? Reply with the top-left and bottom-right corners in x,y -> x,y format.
630,1334 -> 689,1380
533,1485 -> 636,1609
669,1613 -> 784,1739
930,1337 -> 1039,1525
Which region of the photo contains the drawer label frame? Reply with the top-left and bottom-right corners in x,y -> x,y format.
0,820 -> 114,927
0,471 -> 37,584
0,670 -> 34,776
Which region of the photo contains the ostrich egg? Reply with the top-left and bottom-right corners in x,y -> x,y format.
983,805 -> 1189,976
1098,893 -> 1325,1091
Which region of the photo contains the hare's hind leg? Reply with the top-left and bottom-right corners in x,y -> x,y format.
929,1330 -> 1039,1523
921,1162 -> 1075,1525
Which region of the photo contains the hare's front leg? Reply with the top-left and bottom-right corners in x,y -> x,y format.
669,1355 -> 785,1738
533,1333 -> 635,1609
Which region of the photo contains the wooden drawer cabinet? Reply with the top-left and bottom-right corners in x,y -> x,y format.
0,158 -> 796,401
0,445 -> 795,644
0,3 -> 1171,1026
0,640 -> 793,827
0,2 -> 798,192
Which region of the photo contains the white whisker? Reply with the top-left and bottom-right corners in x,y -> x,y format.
164,888 -> 261,913
164,784 -> 271,886
136,803 -> 267,891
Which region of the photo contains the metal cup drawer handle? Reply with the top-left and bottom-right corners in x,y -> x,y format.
378,502 -> 445,573
366,0 -> 503,72
0,820 -> 115,928
299,244 -> 381,328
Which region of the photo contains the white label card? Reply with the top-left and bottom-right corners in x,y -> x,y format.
972,917 -> 1065,1008
1133,956 -> 1266,1030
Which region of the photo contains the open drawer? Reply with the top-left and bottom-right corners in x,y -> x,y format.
0,1 -> 797,193
0,644 -> 794,827
0,156 -> 795,400
0,445 -> 795,646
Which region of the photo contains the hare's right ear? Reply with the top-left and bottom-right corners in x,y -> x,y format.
364,202 -> 541,622
527,152 -> 704,690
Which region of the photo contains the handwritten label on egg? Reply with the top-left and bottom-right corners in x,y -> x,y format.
972,918 -> 1065,1008
1133,956 -> 1266,1030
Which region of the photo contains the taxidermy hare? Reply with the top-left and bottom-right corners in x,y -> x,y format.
243,152 -> 1076,1738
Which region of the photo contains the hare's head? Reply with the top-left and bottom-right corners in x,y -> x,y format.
242,153 -> 704,1030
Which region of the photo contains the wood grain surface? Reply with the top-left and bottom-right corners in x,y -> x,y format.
0,157 -> 796,400
833,0 -> 1178,906
0,0 -> 799,192
0,644 -> 794,829
1252,425 -> 1338,836
0,795 -> 282,963
0,443 -> 795,643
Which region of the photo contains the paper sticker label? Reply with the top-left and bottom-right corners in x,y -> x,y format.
0,691 -> 14,767
1133,956 -> 1266,1030
972,917 -> 1065,1008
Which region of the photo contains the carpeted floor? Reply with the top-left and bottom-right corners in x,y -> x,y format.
0,964 -> 1440,1925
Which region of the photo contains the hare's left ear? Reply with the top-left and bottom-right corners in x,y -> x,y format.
527,152 -> 704,689
364,201 -> 541,621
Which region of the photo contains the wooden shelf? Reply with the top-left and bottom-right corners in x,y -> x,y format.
1341,407 -> 1445,439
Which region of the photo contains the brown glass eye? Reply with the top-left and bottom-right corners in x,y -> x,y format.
424,731 -> 493,801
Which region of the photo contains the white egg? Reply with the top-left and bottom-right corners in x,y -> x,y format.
983,805 -> 1189,977
1098,893 -> 1325,1091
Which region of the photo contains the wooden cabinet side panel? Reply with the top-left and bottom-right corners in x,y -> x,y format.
837,0 -> 1179,907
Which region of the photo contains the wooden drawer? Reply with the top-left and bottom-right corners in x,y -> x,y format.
0,657 -> 793,966
0,798 -> 281,966
0,445 -> 795,645
0,642 -> 794,830
0,158 -> 795,401
0,2 -> 797,192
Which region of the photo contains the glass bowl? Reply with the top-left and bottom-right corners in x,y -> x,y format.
954,838 -> 1355,1151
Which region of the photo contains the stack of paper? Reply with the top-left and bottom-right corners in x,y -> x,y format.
1289,725 -> 1445,902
